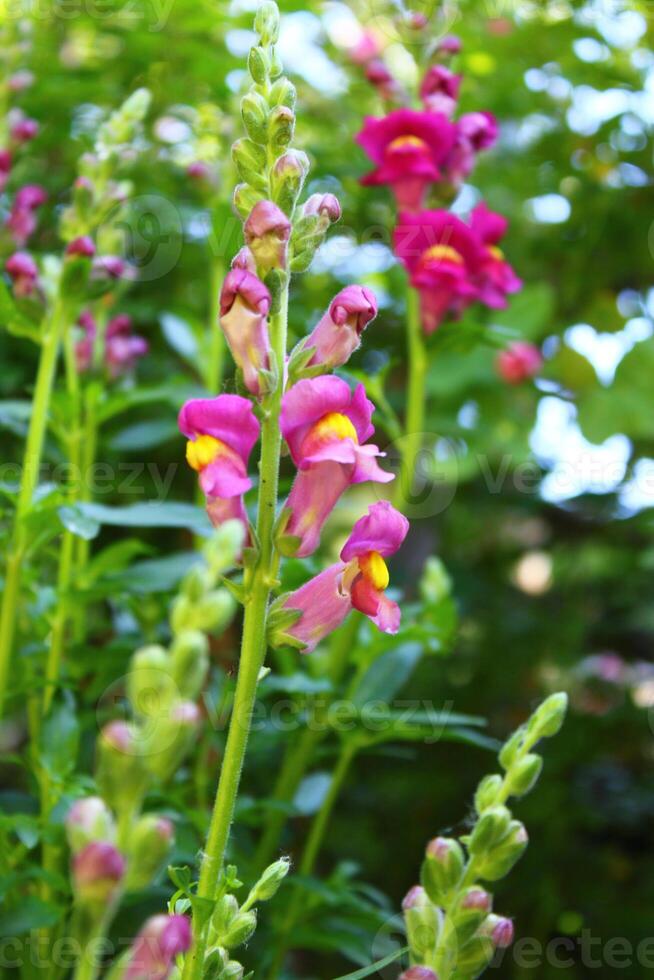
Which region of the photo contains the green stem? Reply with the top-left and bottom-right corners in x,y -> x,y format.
268,744 -> 356,979
394,284 -> 426,512
0,301 -> 67,719
182,283 -> 289,980
71,904 -> 116,980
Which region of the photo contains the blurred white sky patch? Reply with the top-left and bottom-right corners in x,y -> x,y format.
311,236 -> 396,279
619,458 -> 654,513
531,396 -> 631,502
565,318 -> 653,385
576,1 -> 647,49
278,12 -> 347,94
525,194 -> 571,223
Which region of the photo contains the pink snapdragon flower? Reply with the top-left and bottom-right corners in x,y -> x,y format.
10,116 -> 39,143
6,184 -> 47,245
444,111 -> 499,183
0,149 -> 11,192
75,311 -> 148,377
470,203 -> 522,308
496,341 -> 542,384
299,285 -> 378,369
357,109 -> 456,211
244,200 -> 291,274
124,914 -> 192,980
420,65 -> 462,117
283,501 -> 409,652
179,395 -> 260,534
219,267 -> 271,395
72,841 -> 125,905
394,210 -> 482,333
280,378 -> 393,557
6,251 -> 38,297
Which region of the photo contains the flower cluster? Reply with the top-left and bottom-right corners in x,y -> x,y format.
76,309 -> 148,378
356,37 -> 521,334
397,694 -> 567,979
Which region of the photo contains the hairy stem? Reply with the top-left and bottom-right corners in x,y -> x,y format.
0,301 -> 67,719
394,284 -> 426,512
182,282 -> 289,980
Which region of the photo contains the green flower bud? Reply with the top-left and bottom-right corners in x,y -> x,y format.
476,821 -> 528,882
181,566 -> 209,603
402,886 -> 440,959
498,728 -> 525,771
450,887 -> 492,945
254,1 -> 280,45
248,46 -> 269,85
95,721 -> 149,815
232,138 -> 268,192
222,911 -> 257,950
450,935 -> 495,976
65,797 -> 116,853
421,837 -> 465,905
241,92 -> 269,145
213,895 -> 239,938
527,692 -> 568,739
269,77 -> 296,110
124,814 -> 174,891
419,556 -> 452,604
170,593 -> 194,634
268,49 -> 283,79
474,774 -> 503,814
140,701 -> 201,781
506,753 -> 542,798
233,183 -> 263,220
267,105 -> 294,151
194,589 -> 235,633
219,962 -> 244,980
250,856 -> 290,902
468,807 -> 512,856
270,150 -> 310,215
127,645 -> 176,718
170,630 -> 209,701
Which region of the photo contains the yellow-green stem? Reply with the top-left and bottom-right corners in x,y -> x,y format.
394,285 -> 426,512
182,283 -> 289,980
0,301 -> 67,719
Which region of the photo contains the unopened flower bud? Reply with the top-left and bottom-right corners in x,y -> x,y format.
232,138 -> 268,191
250,856 -> 290,902
65,797 -> 116,853
398,967 -> 439,980
66,235 -> 96,258
170,630 -> 209,700
479,914 -> 514,948
402,886 -> 439,959
254,1 -> 280,45
127,645 -> 176,718
233,183 -> 262,221
269,77 -> 296,110
213,894 -> 239,936
219,963 -> 245,980
222,911 -> 257,950
421,837 -> 464,905
474,774 -> 503,814
141,700 -> 201,781
241,91 -> 269,145
507,753 -> 542,797
248,46 -> 269,85
72,841 -> 125,907
270,150 -> 309,215
6,251 -> 38,297
300,284 -> 377,370
92,255 -> 131,280
124,914 -> 191,979
460,888 -> 491,912
11,117 -> 39,143
195,589 -> 236,632
450,887 -> 492,945
15,184 -> 47,210
476,820 -> 528,881
125,814 -> 174,891
95,721 -> 149,814
438,35 -> 462,55
267,105 -> 295,151
204,519 -> 247,575
231,246 -> 256,273
468,806 -> 511,856
303,193 -> 341,224
220,267 -> 272,396
527,692 -> 568,739
244,200 -> 291,274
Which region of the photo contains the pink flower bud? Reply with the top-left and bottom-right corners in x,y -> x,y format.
302,193 -> 341,223
14,184 -> 47,210
66,235 -> 96,258
244,200 -> 291,273
92,255 -> 133,280
101,719 -> 136,753
72,841 -> 125,905
461,888 -> 491,912
402,885 -> 428,911
349,30 -> 383,65
187,160 -> 212,181
483,914 -> 514,948
399,969 -> 439,980
231,246 -> 257,272
496,342 -> 542,384
6,251 -> 38,297
438,35 -> 462,54
66,797 -> 115,852
125,914 -> 191,980
220,268 -> 271,395
11,118 -> 39,143
420,65 -> 462,116
301,284 -> 377,369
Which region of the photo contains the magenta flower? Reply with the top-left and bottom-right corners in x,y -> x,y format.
444,111 -> 499,183
179,395 -> 260,535
282,501 -> 409,652
300,285 -> 378,369
394,210 -> 482,333
420,65 -> 462,117
219,267 -> 272,395
124,914 -> 192,980
76,311 -> 148,377
66,235 -> 96,258
10,117 -> 39,143
244,200 -> 291,273
0,149 -> 11,192
438,34 -> 462,55
470,203 -> 522,308
6,184 -> 47,246
6,251 -> 38,298
365,60 -> 403,102
14,184 -> 47,210
357,109 -> 456,211
280,378 -> 393,557
72,841 -> 125,905
496,341 -> 542,384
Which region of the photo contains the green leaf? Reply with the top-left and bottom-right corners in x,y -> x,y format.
0,897 -> 63,935
331,945 -> 409,980
293,772 -> 332,816
58,505 -> 101,540
161,311 -> 200,364
106,552 -> 202,593
67,501 -> 213,536
0,278 -> 42,343
351,644 -> 422,707
39,696 -> 80,780
108,418 -> 179,452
